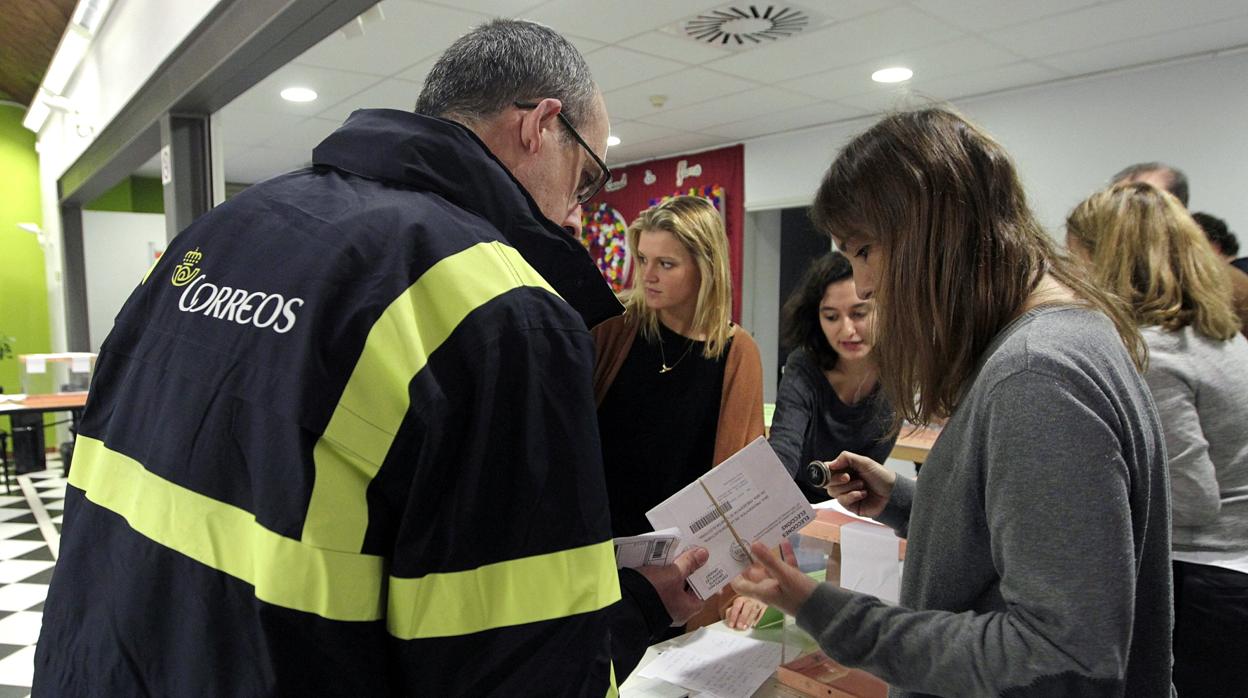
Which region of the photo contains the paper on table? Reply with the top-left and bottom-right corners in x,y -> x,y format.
25,356 -> 46,374
647,437 -> 815,599
636,628 -> 783,698
840,521 -> 901,604
70,355 -> 91,373
614,528 -> 681,569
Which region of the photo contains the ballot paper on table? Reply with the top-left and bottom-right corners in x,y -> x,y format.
636,627 -> 783,698
613,528 -> 681,569
646,437 -> 816,599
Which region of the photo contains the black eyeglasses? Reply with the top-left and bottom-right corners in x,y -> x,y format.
514,101 -> 611,204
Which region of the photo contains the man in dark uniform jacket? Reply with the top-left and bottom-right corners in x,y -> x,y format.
34,19 -> 705,696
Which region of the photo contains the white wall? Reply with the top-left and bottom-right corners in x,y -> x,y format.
744,49 -> 1248,238
741,210 -> 781,402
81,211 -> 166,352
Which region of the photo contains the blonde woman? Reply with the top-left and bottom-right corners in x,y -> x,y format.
730,110 -> 1171,697
1068,183 -> 1248,698
592,195 -> 766,631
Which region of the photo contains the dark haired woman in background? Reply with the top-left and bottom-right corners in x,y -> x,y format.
730,109 -> 1172,697
770,252 -> 895,502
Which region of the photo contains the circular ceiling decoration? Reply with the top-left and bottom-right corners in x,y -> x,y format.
682,5 -> 812,48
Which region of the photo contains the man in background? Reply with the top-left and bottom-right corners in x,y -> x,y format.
35,19 -> 704,696
1114,163 -> 1248,336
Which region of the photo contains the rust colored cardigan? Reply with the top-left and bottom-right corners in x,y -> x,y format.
591,313 -> 766,629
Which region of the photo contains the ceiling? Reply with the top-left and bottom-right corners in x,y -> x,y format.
0,0 -> 75,105
141,0 -> 1248,183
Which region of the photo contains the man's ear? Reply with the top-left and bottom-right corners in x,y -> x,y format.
518,98 -> 564,156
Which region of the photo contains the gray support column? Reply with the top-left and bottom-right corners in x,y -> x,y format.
160,113 -> 213,241
59,204 -> 90,352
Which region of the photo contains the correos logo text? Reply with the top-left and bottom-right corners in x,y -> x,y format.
176,273 -> 304,334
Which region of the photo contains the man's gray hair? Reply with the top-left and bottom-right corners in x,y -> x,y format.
415,19 -> 596,129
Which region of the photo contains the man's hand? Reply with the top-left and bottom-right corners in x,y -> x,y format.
635,547 -> 709,627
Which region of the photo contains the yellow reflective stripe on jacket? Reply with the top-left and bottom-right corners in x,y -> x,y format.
606,662 -> 618,698
387,540 -> 621,639
69,435 -> 385,621
302,241 -> 559,552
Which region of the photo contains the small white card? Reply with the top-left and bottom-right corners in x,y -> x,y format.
70,354 -> 92,373
840,521 -> 901,604
24,356 -> 46,374
614,528 -> 681,569
646,437 -> 816,599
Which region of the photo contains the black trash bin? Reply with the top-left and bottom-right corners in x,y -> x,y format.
10,413 -> 46,474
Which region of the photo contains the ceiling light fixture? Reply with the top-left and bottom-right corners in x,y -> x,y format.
872,67 -> 913,84
607,135 -> 621,147
280,87 -> 318,103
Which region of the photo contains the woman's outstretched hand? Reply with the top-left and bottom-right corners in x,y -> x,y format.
822,451 -> 896,518
730,540 -> 817,617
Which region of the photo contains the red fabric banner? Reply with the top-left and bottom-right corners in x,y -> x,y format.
581,144 -> 745,321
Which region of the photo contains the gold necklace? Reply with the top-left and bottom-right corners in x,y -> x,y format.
658,332 -> 695,374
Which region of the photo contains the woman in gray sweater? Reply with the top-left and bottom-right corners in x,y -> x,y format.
732,109 -> 1173,697
1068,183 -> 1248,698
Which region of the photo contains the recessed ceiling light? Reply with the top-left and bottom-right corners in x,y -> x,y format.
871,67 -> 913,84
607,135 -> 621,147
280,87 -> 318,103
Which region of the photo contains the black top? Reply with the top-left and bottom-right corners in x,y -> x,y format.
769,348 -> 896,502
1233,257 -> 1248,276
599,322 -> 730,536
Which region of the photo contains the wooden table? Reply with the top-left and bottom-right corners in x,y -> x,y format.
889,424 -> 941,464
0,392 -> 89,476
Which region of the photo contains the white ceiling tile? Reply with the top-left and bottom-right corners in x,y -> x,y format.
781,36 -> 1024,101
222,145 -> 310,185
296,4 -> 490,77
414,0 -> 550,17
701,101 -> 867,140
908,0 -> 1103,33
909,60 -> 1066,101
522,0 -> 724,43
610,132 -> 726,167
262,118 -> 343,151
584,46 -> 686,92
318,78 -> 423,122
623,30 -> 735,65
837,61 -> 1065,112
1037,15 -> 1248,75
225,64 -> 382,117
706,5 -> 964,82
608,121 -> 689,151
603,68 -> 756,121
565,34 -> 607,56
638,86 -> 816,131
214,108 -> 307,148
395,58 -> 437,88
986,0 -> 1248,60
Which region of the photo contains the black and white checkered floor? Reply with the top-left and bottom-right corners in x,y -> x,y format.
0,461 -> 65,698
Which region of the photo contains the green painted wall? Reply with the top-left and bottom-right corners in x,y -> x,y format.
0,103 -> 53,441
86,175 -> 165,214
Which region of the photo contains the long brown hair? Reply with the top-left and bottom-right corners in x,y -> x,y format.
1067,183 -> 1239,341
622,196 -> 733,358
811,108 -> 1143,428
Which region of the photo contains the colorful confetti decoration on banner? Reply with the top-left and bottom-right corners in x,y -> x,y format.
579,203 -> 632,292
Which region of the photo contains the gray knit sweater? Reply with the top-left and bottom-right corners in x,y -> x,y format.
796,306 -> 1173,697
1142,325 -> 1248,554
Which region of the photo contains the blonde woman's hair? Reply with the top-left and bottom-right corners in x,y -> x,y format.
1067,182 -> 1239,341
623,196 -> 733,358
811,108 -> 1144,429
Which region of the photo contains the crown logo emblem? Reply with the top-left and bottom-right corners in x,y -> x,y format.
171,247 -> 203,287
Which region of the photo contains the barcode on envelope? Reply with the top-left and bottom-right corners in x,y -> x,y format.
689,501 -> 734,534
